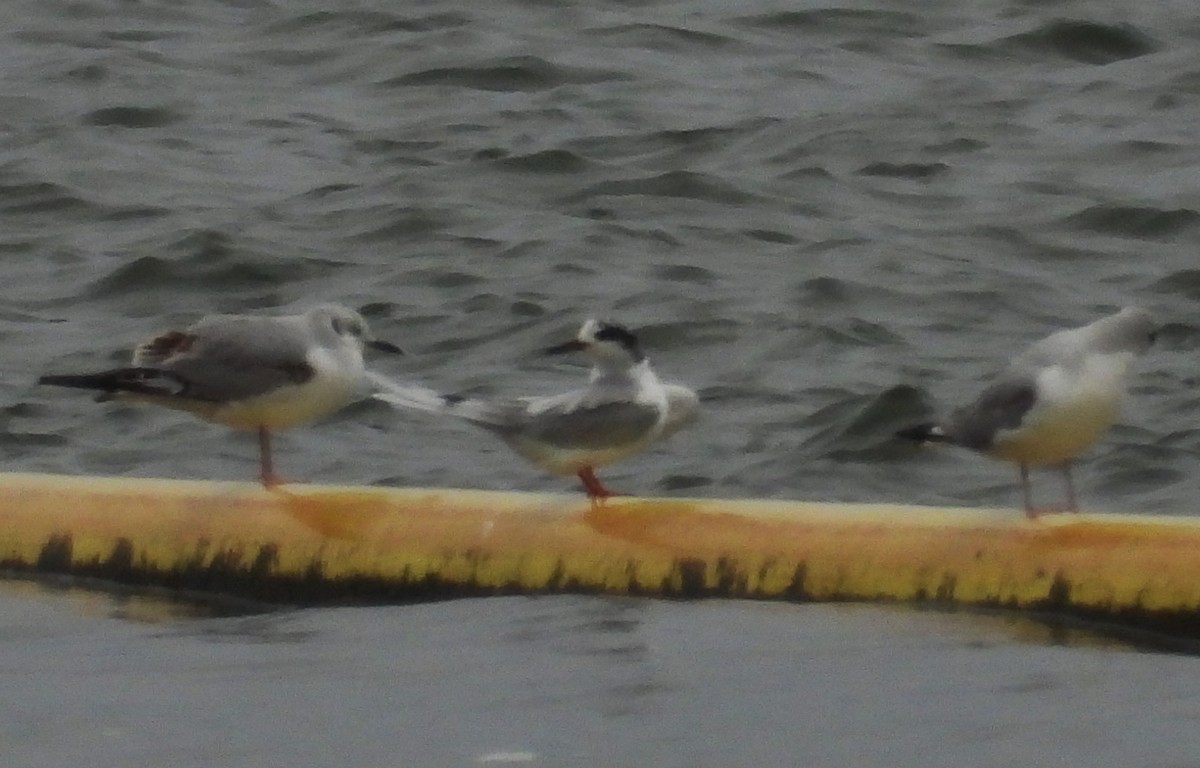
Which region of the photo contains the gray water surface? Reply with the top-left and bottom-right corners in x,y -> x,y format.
4,0 -> 1198,511
4,583 -> 1199,768
4,0 -> 1200,764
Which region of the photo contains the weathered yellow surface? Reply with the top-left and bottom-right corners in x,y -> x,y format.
1,472 -> 1198,634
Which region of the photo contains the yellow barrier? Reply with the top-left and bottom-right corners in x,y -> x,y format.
1,472 -> 1198,638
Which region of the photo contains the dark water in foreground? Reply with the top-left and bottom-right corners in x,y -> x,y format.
6,0 -> 1200,764
5,582 -> 1200,768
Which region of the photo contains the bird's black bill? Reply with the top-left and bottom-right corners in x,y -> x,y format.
545,339 -> 587,355
368,339 -> 404,355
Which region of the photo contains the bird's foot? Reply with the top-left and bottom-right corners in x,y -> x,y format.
1024,505 -> 1076,519
577,468 -> 619,500
260,471 -> 288,489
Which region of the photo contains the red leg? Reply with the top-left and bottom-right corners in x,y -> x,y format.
258,426 -> 284,487
577,467 -> 615,499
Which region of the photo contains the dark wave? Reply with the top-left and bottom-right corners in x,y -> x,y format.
564,171 -> 755,205
650,264 -> 717,285
349,138 -> 441,165
381,56 -> 632,92
84,230 -> 325,298
490,149 -> 595,174
814,318 -> 905,348
735,9 -> 925,38
1000,20 -> 1157,64
800,385 -> 932,462
1152,270 -> 1200,301
584,23 -> 741,52
262,10 -> 470,36
569,118 -> 778,161
0,180 -> 93,215
795,276 -> 856,305
85,106 -> 184,129
344,206 -> 457,242
405,268 -> 487,289
743,229 -> 798,244
856,162 -> 949,180
1064,205 -> 1200,238
0,178 -> 167,220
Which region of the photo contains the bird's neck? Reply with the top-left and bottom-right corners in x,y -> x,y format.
589,359 -> 658,387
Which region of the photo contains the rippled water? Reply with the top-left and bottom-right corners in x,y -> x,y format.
5,0 -> 1199,511
5,0 -> 1200,763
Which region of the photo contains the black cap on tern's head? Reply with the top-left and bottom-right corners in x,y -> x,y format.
545,319 -> 644,363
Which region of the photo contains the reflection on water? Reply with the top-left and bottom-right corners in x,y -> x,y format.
6,578 -> 1200,767
0,574 -> 270,625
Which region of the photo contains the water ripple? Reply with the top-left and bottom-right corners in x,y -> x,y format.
382,56 -> 633,92
1001,20 -> 1159,65
1064,205 -> 1200,239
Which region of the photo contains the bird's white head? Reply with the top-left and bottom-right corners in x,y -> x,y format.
307,304 -> 403,355
1092,306 -> 1158,357
546,318 -> 646,370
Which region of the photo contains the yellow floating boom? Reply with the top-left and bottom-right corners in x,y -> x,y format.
1,472 -> 1198,637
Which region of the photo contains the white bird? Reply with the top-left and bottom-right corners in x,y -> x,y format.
39,304 -> 402,487
898,306 -> 1157,517
372,319 -> 699,498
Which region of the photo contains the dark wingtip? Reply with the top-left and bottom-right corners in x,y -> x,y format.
38,368 -> 185,398
39,373 -> 116,390
895,423 -> 945,443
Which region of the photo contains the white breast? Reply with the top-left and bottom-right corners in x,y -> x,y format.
209,347 -> 363,430
990,351 -> 1132,465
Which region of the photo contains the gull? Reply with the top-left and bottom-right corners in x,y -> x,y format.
39,304 -> 402,486
897,307 -> 1157,517
372,319 -> 699,498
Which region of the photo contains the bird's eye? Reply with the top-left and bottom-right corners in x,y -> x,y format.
330,317 -> 364,337
1148,330 -> 1159,344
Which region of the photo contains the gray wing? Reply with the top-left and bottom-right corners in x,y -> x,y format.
481,389 -> 662,450
136,315 -> 315,403
947,378 -> 1038,451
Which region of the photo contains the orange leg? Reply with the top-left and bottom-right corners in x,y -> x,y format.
258,426 -> 285,487
577,467 -> 616,499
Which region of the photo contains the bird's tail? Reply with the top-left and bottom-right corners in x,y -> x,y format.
38,368 -> 185,398
895,422 -> 952,444
660,384 -> 700,439
366,372 -> 502,425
